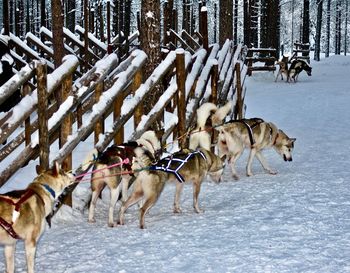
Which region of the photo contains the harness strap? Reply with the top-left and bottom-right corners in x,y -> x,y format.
0,217 -> 22,239
150,151 -> 206,183
240,120 -> 255,146
0,188 -> 47,239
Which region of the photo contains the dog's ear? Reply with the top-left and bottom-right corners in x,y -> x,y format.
290,138 -> 296,143
220,155 -> 227,163
36,164 -> 44,175
52,161 -> 60,177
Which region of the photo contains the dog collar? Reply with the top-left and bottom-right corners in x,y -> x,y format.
40,184 -> 56,199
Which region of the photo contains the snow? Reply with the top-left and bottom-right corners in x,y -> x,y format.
1,54 -> 350,272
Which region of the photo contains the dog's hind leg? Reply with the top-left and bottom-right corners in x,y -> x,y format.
88,182 -> 104,223
255,151 -> 277,175
118,179 -> 144,225
108,187 -> 121,227
174,182 -> 184,213
25,240 -> 36,273
229,151 -> 243,180
193,177 -> 204,213
4,244 -> 15,273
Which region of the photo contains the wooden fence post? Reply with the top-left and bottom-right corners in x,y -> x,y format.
210,62 -> 218,104
61,74 -> 73,171
114,92 -> 123,144
199,7 -> 208,50
234,62 -> 243,120
36,61 -> 49,171
94,82 -> 104,144
23,84 -> 32,146
133,69 -> 143,129
175,49 -> 186,149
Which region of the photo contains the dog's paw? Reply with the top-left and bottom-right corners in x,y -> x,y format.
108,222 -> 116,227
232,174 -> 240,180
268,170 -> 277,175
88,218 -> 96,223
195,208 -> 204,213
246,172 -> 253,177
173,207 -> 182,213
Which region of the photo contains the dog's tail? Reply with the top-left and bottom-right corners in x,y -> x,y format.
137,130 -> 162,155
211,100 -> 233,126
196,102 -> 217,129
80,148 -> 99,172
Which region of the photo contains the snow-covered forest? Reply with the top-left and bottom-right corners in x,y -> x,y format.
1,0 -> 349,54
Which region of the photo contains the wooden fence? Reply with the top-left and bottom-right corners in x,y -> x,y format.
0,33 -> 248,193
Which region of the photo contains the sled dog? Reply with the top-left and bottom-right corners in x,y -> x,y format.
275,60 -> 289,82
288,59 -> 312,82
0,162 -> 74,273
217,118 -> 296,179
88,130 -> 162,227
118,148 -> 226,229
189,101 -> 232,150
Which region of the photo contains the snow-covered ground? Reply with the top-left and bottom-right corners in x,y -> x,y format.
1,54 -> 350,272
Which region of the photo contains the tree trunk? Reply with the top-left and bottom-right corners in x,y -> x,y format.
335,0 -> 342,55
345,0 -> 348,55
2,0 -> 9,35
243,0 -> 251,46
65,0 -> 76,32
51,0 -> 65,68
303,0 -> 310,46
314,0 -> 323,61
219,0 -> 233,46
234,0 -> 238,45
250,0 -> 259,47
40,0 -> 46,28
325,0 -> 331,57
260,0 -> 268,48
140,0 -> 162,119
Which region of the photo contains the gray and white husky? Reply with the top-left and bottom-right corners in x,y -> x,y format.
217,118 -> 296,179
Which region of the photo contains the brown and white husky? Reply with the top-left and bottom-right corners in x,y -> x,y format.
88,130 -> 162,227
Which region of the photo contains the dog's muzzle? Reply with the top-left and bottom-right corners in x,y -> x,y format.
283,154 -> 292,162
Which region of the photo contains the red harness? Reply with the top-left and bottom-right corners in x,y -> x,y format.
0,189 -> 43,240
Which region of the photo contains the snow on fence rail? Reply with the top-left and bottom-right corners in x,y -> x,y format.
0,41 -> 248,202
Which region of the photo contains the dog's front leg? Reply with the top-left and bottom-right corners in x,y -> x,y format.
174,182 -> 184,213
275,71 -> 280,82
255,151 -> 277,175
4,244 -> 15,273
139,195 -> 158,229
25,240 -> 36,273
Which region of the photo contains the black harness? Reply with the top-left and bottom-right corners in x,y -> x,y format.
149,150 -> 206,183
225,118 -> 264,146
